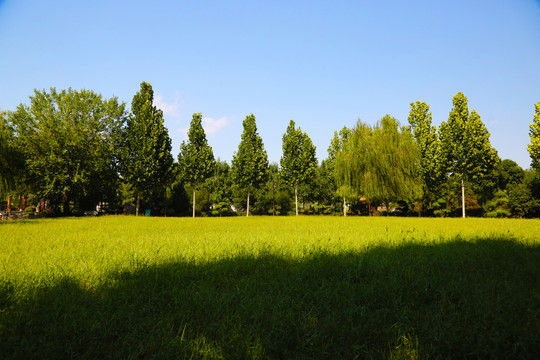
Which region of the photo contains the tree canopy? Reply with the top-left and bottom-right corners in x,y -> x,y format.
280,120 -> 317,215
335,117 -> 420,214
121,82 -> 174,216
231,114 -> 268,216
528,102 -> 540,170
178,113 -> 215,217
10,88 -> 127,214
408,101 -> 445,206
439,92 -> 498,217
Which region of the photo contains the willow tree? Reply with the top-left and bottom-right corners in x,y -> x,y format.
439,92 -> 498,218
178,113 -> 215,217
528,102 -> 540,170
231,114 -> 268,216
335,117 -> 420,215
280,120 -> 317,216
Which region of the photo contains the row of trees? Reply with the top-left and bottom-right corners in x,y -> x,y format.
1,82 -> 540,218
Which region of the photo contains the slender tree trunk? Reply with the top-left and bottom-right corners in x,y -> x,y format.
368,200 -> 371,217
192,189 -> 196,218
246,190 -> 250,217
63,193 -> 70,215
7,196 -> 11,214
136,192 -> 140,216
343,197 -> 346,217
272,179 -> 275,216
461,178 -> 466,218
18,195 -> 23,211
295,183 -> 298,216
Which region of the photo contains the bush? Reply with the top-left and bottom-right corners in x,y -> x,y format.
486,209 -> 510,218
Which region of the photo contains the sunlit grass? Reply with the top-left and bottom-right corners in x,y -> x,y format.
1,216 -> 539,359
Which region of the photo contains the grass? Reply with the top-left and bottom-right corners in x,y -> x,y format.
0,216 -> 539,359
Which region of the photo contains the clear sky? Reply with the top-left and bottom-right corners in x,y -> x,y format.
1,0 -> 539,169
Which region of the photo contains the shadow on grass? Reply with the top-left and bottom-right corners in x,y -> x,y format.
1,237 -> 539,359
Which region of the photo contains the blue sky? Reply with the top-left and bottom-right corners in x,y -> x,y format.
1,0 -> 539,169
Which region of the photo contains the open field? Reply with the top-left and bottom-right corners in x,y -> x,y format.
1,216 -> 539,359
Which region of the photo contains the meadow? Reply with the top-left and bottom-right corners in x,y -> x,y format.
0,216 -> 539,359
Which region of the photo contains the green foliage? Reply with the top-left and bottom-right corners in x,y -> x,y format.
407,101 -> 445,205
178,113 -> 215,188
178,113 -> 215,217
0,111 -> 24,194
280,120 -> 317,215
508,170 -> 540,218
439,92 -> 499,217
336,117 -> 421,210
486,190 -> 510,218
1,217 -> 539,358
121,82 -> 174,215
11,88 -> 127,214
231,114 -> 268,216
527,102 -> 540,170
497,159 -> 525,191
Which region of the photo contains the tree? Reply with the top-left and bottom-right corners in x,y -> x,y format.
407,101 -> 445,208
335,117 -> 421,215
231,114 -> 268,216
11,88 -> 126,214
439,92 -> 498,218
327,126 -> 352,216
0,111 -> 19,193
121,82 -> 174,216
280,120 -> 317,216
207,159 -> 234,216
178,113 -> 215,217
371,116 -> 421,212
497,159 -> 524,192
528,102 -> 540,170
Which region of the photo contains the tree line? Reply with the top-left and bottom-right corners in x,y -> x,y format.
1,82 -> 540,218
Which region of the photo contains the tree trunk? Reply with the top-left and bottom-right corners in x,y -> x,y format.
343,197 -> 346,217
192,189 -> 196,218
18,195 -> 23,211
368,200 -> 371,217
7,196 -> 11,213
272,179 -> 275,216
461,178 -> 466,218
246,190 -> 250,217
136,192 -> 140,216
63,193 -> 70,215
295,184 -> 298,216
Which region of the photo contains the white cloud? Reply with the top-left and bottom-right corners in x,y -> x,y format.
203,116 -> 229,135
154,92 -> 181,117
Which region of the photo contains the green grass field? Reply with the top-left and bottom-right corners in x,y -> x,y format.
1,216 -> 539,359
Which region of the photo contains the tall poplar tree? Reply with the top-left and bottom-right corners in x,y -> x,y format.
178,113 -> 215,217
231,114 -> 268,216
408,101 -> 445,207
327,126 -> 352,216
280,120 -> 317,216
439,92 -> 498,218
121,82 -> 174,216
527,102 -> 540,170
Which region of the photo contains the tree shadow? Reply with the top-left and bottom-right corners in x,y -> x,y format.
1,237 -> 539,359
